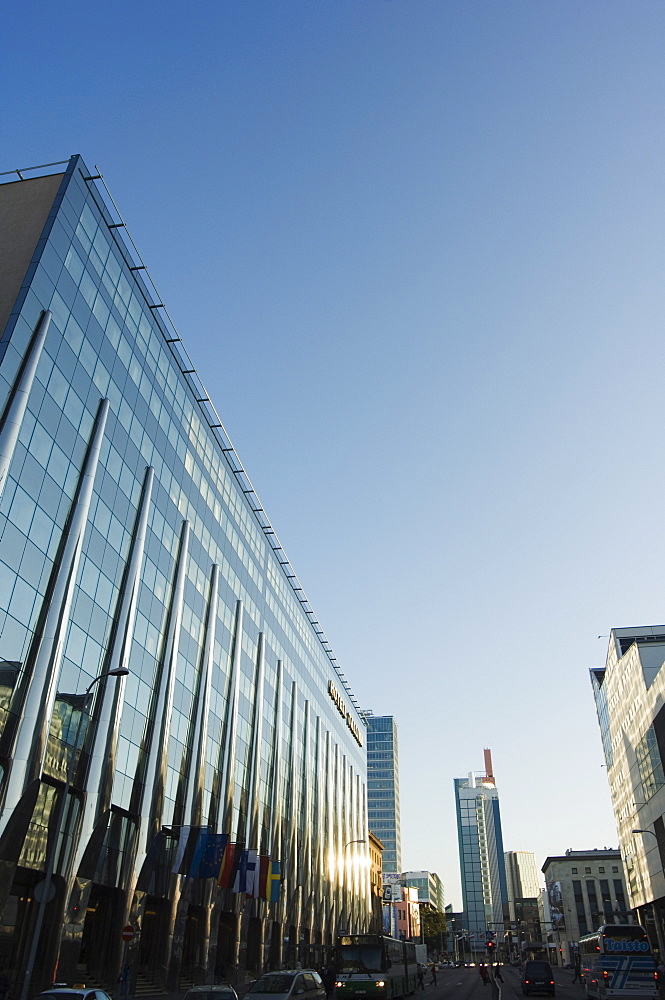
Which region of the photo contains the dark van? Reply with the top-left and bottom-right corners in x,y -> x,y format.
522,961 -> 555,996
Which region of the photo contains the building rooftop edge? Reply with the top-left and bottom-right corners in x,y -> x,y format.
2,155 -> 367,723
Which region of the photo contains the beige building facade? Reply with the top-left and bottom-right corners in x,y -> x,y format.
542,849 -> 630,964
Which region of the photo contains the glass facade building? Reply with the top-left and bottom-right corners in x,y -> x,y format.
362,712 -> 401,873
592,627 -> 665,953
454,758 -> 508,952
0,156 -> 370,995
504,851 -> 540,923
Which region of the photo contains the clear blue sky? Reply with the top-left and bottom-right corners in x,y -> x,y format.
4,0 -> 665,907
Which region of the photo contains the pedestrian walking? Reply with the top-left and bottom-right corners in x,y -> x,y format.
572,956 -> 581,984
323,967 -> 337,999
493,964 -> 503,982
430,964 -> 437,986
417,966 -> 425,991
479,965 -> 489,985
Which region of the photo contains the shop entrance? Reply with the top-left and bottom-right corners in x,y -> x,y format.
138,897 -> 170,989
180,906 -> 205,987
0,868 -> 62,996
79,884 -> 124,988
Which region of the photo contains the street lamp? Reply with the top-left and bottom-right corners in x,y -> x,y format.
19,667 -> 129,1000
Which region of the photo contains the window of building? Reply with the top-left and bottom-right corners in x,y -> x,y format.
599,867 -> 605,873
585,867 -> 591,874
612,867 -> 618,873
636,725 -> 665,800
572,868 -> 578,874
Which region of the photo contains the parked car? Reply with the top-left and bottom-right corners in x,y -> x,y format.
521,960 -> 555,997
247,971 -> 325,1000
184,986 -> 238,1000
39,991 -> 113,1000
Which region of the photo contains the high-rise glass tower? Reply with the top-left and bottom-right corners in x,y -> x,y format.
504,851 -> 541,922
0,157 -> 370,995
363,712 -> 401,873
454,749 -> 508,949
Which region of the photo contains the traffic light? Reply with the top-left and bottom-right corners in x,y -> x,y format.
487,941 -> 495,955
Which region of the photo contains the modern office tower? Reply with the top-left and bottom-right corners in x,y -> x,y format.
0,157 -> 370,995
362,712 -> 402,873
542,849 -> 629,964
454,749 -> 508,952
505,850 -> 541,921
592,626 -> 665,952
401,870 -> 445,912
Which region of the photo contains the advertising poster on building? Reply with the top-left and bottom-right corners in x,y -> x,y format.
546,880 -> 565,928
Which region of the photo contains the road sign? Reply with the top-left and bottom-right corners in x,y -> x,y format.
33,880 -> 56,904
121,925 -> 135,942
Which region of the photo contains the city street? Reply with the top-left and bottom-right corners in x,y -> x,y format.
425,965 -> 582,1000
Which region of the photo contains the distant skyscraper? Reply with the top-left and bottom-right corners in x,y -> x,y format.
504,851 -> 541,921
454,749 -> 508,947
363,711 -> 402,872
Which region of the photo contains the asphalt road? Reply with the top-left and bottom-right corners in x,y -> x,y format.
420,964 -> 582,1000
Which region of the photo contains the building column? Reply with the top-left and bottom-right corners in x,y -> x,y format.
1,396 -> 110,831
0,310 -> 51,501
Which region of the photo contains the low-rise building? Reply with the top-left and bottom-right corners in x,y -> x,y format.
542,849 -> 630,964
369,831 -> 384,933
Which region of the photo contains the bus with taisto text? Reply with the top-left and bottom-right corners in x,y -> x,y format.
578,925 -> 658,1000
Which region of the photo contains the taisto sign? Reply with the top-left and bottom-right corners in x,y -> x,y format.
328,681 -> 363,746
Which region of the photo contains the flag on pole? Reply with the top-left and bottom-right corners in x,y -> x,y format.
218,842 -> 244,888
245,849 -> 258,897
258,855 -> 270,899
268,859 -> 281,903
199,833 -> 229,879
188,829 -> 210,876
233,850 -> 249,893
171,826 -> 192,874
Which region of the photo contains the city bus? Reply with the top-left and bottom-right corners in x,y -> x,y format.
578,925 -> 658,999
334,935 -> 417,999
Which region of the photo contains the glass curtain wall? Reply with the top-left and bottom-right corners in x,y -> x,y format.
0,157 -> 370,994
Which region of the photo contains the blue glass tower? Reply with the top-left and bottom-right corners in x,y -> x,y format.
454,751 -> 508,953
363,712 -> 401,873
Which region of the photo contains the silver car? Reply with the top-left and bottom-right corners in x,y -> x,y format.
38,990 -> 112,1000
247,971 -> 325,1000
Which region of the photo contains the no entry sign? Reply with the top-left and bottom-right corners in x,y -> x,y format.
121,925 -> 135,942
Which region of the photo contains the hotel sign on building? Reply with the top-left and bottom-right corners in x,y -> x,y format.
328,680 -> 363,745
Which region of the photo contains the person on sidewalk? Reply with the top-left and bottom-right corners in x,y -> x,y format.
493,964 -> 503,983
479,964 -> 489,985
572,956 -> 582,984
417,966 -> 426,991
430,964 -> 438,986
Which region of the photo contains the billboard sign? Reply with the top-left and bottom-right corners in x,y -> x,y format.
546,880 -> 565,929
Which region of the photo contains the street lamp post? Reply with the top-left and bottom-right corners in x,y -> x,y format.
19,667 -> 129,1000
